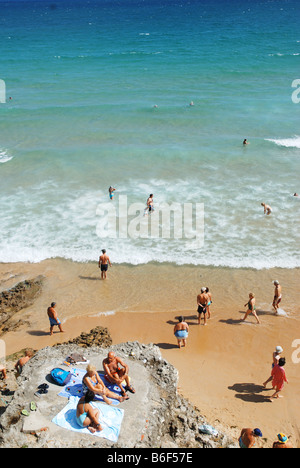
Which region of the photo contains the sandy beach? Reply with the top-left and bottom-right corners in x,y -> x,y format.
1,259 -> 300,448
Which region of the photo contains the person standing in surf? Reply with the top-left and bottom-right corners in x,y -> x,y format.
272,280 -> 282,314
99,249 -> 112,280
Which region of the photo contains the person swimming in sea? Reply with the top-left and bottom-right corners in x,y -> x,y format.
261,202 -> 272,215
108,186 -> 116,200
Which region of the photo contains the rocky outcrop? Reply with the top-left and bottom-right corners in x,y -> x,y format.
53,326 -> 113,349
0,277 -> 44,334
0,340 -> 237,448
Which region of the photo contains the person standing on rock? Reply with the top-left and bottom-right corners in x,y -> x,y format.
47,302 -> 64,336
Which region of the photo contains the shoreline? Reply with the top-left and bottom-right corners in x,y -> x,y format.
1,258 -> 300,447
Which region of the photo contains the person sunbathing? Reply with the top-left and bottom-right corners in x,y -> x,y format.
102,352 -> 135,396
82,364 -> 129,405
76,390 -> 103,433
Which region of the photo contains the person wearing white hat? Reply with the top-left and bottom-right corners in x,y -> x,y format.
263,346 -> 284,388
272,280 -> 282,314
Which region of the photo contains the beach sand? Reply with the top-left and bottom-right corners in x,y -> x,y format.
1,259 -> 299,447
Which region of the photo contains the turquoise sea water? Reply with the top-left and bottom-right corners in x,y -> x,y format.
0,0 -> 299,268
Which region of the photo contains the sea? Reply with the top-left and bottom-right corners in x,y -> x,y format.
0,0 -> 299,269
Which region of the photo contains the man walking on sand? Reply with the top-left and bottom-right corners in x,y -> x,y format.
272,280 -> 282,314
99,249 -> 112,280
47,302 -> 64,336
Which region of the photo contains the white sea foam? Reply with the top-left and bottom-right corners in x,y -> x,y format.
266,137 -> 300,149
0,150 -> 13,164
0,178 -> 299,270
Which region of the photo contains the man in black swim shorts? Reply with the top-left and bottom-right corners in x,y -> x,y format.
98,249 -> 112,280
197,287 -> 209,326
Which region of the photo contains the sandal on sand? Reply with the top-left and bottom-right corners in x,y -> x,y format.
30,401 -> 37,411
21,409 -> 30,416
125,385 -> 136,394
38,384 -> 49,390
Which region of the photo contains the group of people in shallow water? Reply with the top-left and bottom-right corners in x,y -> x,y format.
173,280 -> 283,349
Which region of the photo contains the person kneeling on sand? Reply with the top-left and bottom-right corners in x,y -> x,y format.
76,390 -> 103,433
239,428 -> 263,448
174,316 -> 189,348
103,352 -> 135,396
82,364 -> 129,405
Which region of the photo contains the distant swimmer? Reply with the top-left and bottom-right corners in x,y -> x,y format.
293,193 -> 299,197
272,280 -> 282,314
243,139 -> 249,145
189,101 -> 194,106
261,202 -> 272,215
144,194 -> 154,215
242,293 -> 260,324
108,186 -> 116,200
99,249 -> 112,280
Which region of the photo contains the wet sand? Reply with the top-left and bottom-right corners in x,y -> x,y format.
1,259 -> 300,447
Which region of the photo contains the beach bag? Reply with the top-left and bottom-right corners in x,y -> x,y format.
50,368 -> 72,386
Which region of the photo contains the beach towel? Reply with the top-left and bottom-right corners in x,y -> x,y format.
52,396 -> 124,442
57,368 -> 122,405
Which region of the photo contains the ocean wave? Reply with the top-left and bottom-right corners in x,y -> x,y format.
266,137 -> 300,149
0,150 -> 13,164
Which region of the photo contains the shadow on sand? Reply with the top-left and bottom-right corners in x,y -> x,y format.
228,382 -> 272,403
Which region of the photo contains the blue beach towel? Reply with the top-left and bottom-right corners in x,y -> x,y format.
57,368 -> 122,405
52,396 -> 124,442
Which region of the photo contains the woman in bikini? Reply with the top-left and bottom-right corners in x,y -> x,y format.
82,364 -> 129,405
76,390 -> 103,433
242,293 -> 260,324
